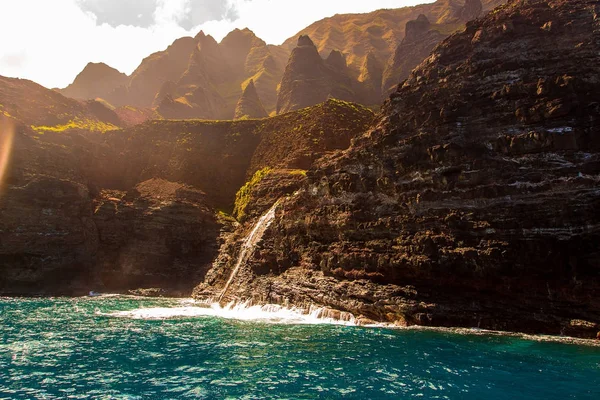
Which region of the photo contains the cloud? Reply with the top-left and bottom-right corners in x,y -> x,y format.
76,0 -> 157,28
76,0 -> 239,30
0,0 -> 432,89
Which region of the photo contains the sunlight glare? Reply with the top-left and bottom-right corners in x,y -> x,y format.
0,115 -> 15,198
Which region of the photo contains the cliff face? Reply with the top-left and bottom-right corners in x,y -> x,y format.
0,98 -> 373,295
196,0 -> 600,337
382,0 -> 486,96
102,99 -> 374,210
92,180 -> 222,294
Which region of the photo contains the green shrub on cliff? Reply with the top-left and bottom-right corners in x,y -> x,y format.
233,167 -> 273,221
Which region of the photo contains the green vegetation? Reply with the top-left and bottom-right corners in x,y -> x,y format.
31,118 -> 119,133
288,169 -> 307,177
233,167 -> 273,221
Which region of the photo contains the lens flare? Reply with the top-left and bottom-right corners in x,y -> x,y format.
0,115 -> 16,198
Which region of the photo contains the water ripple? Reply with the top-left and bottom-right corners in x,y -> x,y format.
0,297 -> 599,399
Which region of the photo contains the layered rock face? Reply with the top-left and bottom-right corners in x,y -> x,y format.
276,36 -> 355,114
102,99 -> 374,210
92,179 -> 222,294
0,177 -> 97,294
197,0 -> 600,337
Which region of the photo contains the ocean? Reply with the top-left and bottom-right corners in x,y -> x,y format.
1,296 -> 599,399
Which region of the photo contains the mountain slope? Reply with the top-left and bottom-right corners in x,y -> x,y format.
196,0 -> 600,337
0,75 -> 122,130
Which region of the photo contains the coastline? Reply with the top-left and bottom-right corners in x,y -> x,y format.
4,294 -> 597,347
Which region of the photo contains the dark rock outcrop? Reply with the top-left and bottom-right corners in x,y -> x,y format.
196,0 -> 600,338
234,80 -> 268,120
92,179 -> 222,294
0,177 -> 97,295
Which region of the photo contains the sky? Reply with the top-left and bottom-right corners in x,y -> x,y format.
0,0 -> 434,89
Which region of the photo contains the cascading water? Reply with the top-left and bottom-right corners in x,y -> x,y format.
217,201 -> 280,302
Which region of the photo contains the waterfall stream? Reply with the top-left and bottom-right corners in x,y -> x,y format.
217,201 -> 280,302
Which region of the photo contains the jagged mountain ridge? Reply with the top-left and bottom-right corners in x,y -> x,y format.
59,0 -> 507,118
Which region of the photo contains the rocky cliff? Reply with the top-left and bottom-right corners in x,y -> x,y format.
0,97 -> 373,295
195,0 -> 600,338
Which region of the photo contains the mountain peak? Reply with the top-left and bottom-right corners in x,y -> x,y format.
234,79 -> 268,120
326,50 -> 347,71
297,35 -> 315,47
404,14 -> 431,43
195,30 -> 206,40
60,61 -> 128,100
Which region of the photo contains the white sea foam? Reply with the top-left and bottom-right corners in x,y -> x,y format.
99,301 -> 362,326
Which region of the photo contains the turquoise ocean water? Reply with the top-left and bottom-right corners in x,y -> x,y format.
1,296 -> 599,399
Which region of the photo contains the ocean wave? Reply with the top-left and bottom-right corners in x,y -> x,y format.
98,301 -> 360,326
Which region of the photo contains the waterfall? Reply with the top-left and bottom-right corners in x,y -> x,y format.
217,201 -> 280,302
